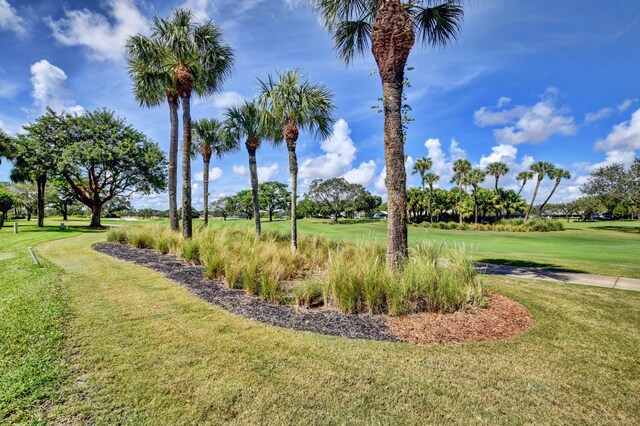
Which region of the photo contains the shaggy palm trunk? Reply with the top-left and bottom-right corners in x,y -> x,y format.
517,181 -> 527,196
167,95 -> 180,232
285,116 -> 299,254
525,178 -> 542,222
36,175 -> 46,228
538,180 -> 560,217
372,0 -> 414,269
473,191 -> 478,224
177,64 -> 193,239
247,143 -> 261,238
202,157 -> 211,227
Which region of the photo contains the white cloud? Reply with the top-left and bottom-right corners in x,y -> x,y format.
30,60 -> 84,114
47,0 -> 148,62
474,88 -> 577,145
594,108 -> 640,152
233,165 -> 247,175
232,163 -> 279,182
181,0 -> 212,21
343,160 -> 377,186
449,139 -> 466,160
258,163 -> 279,181
299,118 -> 358,179
618,98 -> 638,113
584,107 -> 614,124
497,96 -> 511,107
478,144 -> 518,169
212,91 -> 245,109
194,167 -> 223,182
0,0 -> 25,35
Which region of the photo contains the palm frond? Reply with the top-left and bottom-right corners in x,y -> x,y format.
407,1 -> 464,48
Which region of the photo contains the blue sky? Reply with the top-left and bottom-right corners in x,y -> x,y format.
1,0 -> 639,209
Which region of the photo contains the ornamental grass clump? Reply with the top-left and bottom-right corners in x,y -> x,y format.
114,224 -> 485,316
106,227 -> 129,244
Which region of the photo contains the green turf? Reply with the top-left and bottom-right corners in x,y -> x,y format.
32,230 -> 640,424
217,218 -> 640,278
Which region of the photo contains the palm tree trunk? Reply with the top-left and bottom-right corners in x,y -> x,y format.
525,179 -> 542,222
167,95 -> 179,232
181,95 -> 192,239
202,158 -> 210,227
36,175 -> 46,228
458,185 -> 464,224
474,191 -> 478,224
538,181 -> 560,217
517,182 -> 526,196
372,0 -> 414,269
429,185 -> 434,224
287,144 -> 298,253
248,147 -> 261,238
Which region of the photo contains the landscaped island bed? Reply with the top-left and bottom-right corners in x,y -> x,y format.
95,238 -> 533,344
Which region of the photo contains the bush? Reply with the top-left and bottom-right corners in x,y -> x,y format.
114,224 -> 485,316
424,218 -> 564,232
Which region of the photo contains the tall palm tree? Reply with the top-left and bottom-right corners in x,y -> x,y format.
516,171 -> 534,196
464,168 -> 486,224
126,34 -> 181,232
0,129 -> 14,165
316,0 -> 464,268
525,161 -> 556,222
451,158 -> 471,224
257,69 -> 335,253
153,8 -> 234,238
486,161 -> 509,193
192,118 -> 236,226
538,168 -> 571,217
424,172 -> 439,223
412,156 -> 432,190
225,101 -> 273,238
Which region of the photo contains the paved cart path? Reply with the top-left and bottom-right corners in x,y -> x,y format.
478,263 -> 640,292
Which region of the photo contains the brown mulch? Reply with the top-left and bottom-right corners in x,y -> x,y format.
387,292 -> 534,344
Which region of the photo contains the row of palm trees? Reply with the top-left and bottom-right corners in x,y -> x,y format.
126,10 -> 334,255
412,158 -> 572,223
127,1 -> 469,269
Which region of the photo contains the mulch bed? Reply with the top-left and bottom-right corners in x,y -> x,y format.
387,292 -> 534,344
93,243 -> 533,344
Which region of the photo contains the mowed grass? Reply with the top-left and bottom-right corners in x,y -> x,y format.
218,218 -> 640,278
0,221 -> 83,422
28,229 -> 640,423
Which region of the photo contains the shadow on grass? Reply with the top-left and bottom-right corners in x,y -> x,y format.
478,258 -> 585,274
593,226 -> 640,234
335,219 -> 383,225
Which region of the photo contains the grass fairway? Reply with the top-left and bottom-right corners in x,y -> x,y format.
18,225 -> 638,423
218,219 -> 640,278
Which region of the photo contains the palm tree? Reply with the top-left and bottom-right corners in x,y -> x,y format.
412,156 -> 432,190
0,129 -> 13,165
225,101 -> 273,238
486,162 -> 509,193
516,171 -> 534,196
257,69 -> 335,253
538,168 -> 571,217
451,158 -> 471,224
126,34 -> 181,232
192,118 -> 236,227
316,0 -> 464,268
424,172 -> 439,223
525,161 -> 556,222
464,168 -> 486,224
153,9 -> 234,238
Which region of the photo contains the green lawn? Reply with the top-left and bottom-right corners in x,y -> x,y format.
218,218 -> 640,278
2,220 -> 640,423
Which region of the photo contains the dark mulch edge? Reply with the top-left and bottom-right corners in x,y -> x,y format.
93,243 -> 399,343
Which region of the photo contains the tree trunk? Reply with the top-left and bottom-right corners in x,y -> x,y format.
181,94 -> 193,238
168,95 -> 179,232
62,200 -> 68,221
525,179 -> 542,222
287,144 -> 298,254
429,185 -> 434,223
458,185 -> 464,224
36,175 -> 46,228
517,182 -> 526,196
248,147 -> 261,238
372,0 -> 414,269
89,203 -> 102,228
474,192 -> 478,224
27,211 -> 31,221
202,158 -> 210,227
269,209 -> 273,222
538,182 -> 560,217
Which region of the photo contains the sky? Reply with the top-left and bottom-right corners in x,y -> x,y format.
1,0 -> 639,209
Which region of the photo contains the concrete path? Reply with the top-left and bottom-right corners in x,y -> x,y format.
476,263 -> 640,292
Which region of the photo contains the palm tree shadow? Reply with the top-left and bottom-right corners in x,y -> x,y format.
477,258 -> 585,274
593,226 -> 640,234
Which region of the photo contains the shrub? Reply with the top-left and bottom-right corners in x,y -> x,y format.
181,239 -> 200,264
129,228 -> 153,249
106,227 -> 128,244
293,279 -> 323,308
